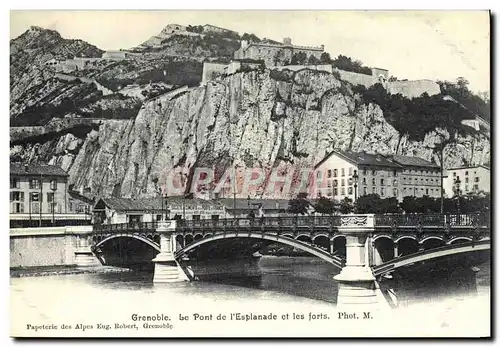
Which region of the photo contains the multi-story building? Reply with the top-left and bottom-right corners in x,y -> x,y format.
443,164 -> 490,197
234,38 -> 325,67
10,163 -> 94,227
314,150 -> 442,201
390,155 -> 441,198
10,163 -> 69,215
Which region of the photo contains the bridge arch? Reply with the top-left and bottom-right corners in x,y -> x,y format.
419,236 -> 445,244
394,235 -> 418,243
93,234 -> 161,252
446,237 -> 472,245
373,234 -> 393,242
175,232 -> 344,269
373,240 -> 490,277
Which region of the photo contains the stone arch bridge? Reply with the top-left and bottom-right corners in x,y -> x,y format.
90,213 -> 490,308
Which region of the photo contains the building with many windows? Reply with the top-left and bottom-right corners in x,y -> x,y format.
314,150 -> 441,201
390,155 -> 441,198
443,163 -> 490,198
10,163 -> 69,215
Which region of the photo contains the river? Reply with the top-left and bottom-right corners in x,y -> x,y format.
10,256 -> 490,337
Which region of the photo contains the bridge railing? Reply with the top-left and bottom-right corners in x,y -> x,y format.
374,212 -> 490,227
93,221 -> 159,233
92,213 -> 490,233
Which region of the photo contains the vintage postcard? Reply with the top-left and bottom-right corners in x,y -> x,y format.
9,10 -> 491,338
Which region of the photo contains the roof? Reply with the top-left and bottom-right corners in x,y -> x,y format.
68,190 -> 94,204
314,150 -> 403,169
218,198 -> 290,211
447,164 -> 491,171
94,197 -> 224,211
390,155 -> 439,169
10,163 -> 69,177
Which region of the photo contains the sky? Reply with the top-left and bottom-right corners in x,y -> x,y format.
9,10 -> 490,93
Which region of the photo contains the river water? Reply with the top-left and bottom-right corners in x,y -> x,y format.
10,256 -> 490,337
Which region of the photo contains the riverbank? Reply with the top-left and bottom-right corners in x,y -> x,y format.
10,265 -> 131,278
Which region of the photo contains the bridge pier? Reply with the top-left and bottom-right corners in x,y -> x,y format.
153,221 -> 188,283
70,226 -> 100,267
334,215 -> 382,308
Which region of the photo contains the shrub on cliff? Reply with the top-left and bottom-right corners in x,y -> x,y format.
269,69 -> 294,82
353,83 -> 477,142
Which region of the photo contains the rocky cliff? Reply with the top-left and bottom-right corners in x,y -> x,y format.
12,68 -> 488,198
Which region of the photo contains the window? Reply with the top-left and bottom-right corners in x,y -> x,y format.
211,215 -> 220,221
47,192 -> 54,203
380,179 -> 384,186
372,178 -> 376,185
453,172 -> 456,177
333,188 -> 338,195
372,169 -> 376,175
333,169 -> 338,177
30,192 -> 40,202
393,170 -> 397,177
11,203 -> 24,213
363,169 -> 367,175
327,170 -> 332,178
316,171 -> 321,178
362,178 -> 366,185
465,185 -> 469,192
192,215 -> 201,220
388,171 -> 391,177
327,181 -> 332,188
372,186 -> 376,194
327,190 -> 332,197
474,184 -> 479,190
363,187 -> 367,195
393,179 -> 398,186
30,179 -> 40,189
156,214 -> 162,221
50,179 -> 57,190
333,179 -> 338,187
380,188 -> 385,196
465,177 -> 469,183
341,188 -> 345,195
10,178 -> 20,189
10,192 -> 24,202
426,188 -> 429,195
474,177 -> 479,182
348,187 -> 353,195
393,188 -> 398,197
348,178 -> 353,186
348,167 -> 353,176
465,171 -> 469,176
31,202 -> 40,214
341,168 -> 345,177
341,179 -> 345,186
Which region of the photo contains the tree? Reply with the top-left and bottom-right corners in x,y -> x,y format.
320,52 -> 331,64
400,196 -> 420,213
307,54 -> 320,65
388,75 -> 398,82
241,33 -> 261,42
339,197 -> 354,214
355,194 -> 382,213
290,52 -> 307,65
314,197 -> 337,215
287,194 -> 310,215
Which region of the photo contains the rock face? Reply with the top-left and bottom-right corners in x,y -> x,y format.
26,68 -> 483,198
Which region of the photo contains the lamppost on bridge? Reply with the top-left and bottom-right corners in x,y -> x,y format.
353,169 -> 359,201
50,180 -> 57,226
454,175 -> 462,216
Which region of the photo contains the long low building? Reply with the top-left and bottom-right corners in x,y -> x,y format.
93,197 -> 227,224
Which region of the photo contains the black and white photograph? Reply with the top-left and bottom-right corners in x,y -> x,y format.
8,10 -> 491,338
